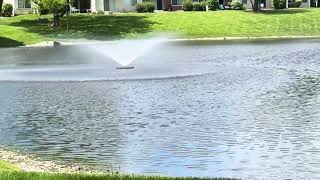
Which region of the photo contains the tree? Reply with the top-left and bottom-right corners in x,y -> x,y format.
33,0 -> 68,27
0,0 -> 3,16
249,0 -> 261,12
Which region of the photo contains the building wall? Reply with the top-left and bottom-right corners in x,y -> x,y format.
3,0 -> 36,15
92,0 -> 143,12
242,0 -> 273,9
243,0 -> 310,8
300,1 -> 310,7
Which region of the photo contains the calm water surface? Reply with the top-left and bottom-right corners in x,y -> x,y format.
1,39 -> 320,179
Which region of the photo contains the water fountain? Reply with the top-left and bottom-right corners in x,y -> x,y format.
88,38 -> 165,69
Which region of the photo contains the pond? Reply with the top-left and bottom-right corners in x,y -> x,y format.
1,39 -> 320,179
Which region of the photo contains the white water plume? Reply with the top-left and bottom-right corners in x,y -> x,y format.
88,38 -> 165,67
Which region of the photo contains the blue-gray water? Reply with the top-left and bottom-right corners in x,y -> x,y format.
1,39 -> 320,179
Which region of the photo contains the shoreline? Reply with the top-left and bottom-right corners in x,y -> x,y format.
22,35 -> 320,48
0,146 -> 92,173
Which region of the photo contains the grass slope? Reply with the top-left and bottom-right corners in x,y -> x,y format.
0,161 -> 20,172
0,161 -> 236,180
1,8 -> 320,46
0,171 -> 236,180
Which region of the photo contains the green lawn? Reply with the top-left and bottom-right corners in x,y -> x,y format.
1,8 -> 320,46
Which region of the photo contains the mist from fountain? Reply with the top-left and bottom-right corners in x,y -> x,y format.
88,38 -> 166,67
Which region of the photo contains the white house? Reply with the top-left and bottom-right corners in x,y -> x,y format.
2,0 -> 312,15
3,0 -> 37,15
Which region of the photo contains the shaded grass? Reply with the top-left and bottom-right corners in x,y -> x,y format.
0,161 -> 20,172
1,8 -> 320,46
0,171 -> 236,180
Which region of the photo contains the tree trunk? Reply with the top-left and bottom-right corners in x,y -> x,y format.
0,0 -> 3,16
53,14 -> 60,27
250,0 -> 260,12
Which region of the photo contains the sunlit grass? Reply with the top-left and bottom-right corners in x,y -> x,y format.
1,8 -> 320,46
0,161 -> 20,172
0,171 -> 237,180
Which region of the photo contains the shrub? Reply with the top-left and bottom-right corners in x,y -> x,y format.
200,1 -> 208,10
273,0 -> 286,9
136,3 -> 145,12
136,2 -> 154,12
183,0 -> 193,11
193,2 -> 206,11
192,2 -> 201,11
37,17 -> 49,24
144,2 -> 155,12
2,3 -> 13,17
97,10 -> 105,15
295,0 -> 302,7
207,0 -> 219,10
231,0 -> 244,9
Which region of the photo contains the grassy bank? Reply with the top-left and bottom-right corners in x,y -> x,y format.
0,171 -> 236,180
0,161 -> 20,172
0,161 -> 235,180
1,8 -> 320,46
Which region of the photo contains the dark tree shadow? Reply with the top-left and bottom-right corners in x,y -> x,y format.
259,8 -> 308,14
8,14 -> 158,41
0,37 -> 24,47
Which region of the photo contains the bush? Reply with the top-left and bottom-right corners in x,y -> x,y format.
37,17 -> 49,24
193,2 -> 201,11
2,3 -> 13,17
200,1 -> 208,10
207,0 -> 219,10
136,2 -> 154,12
295,0 -> 302,7
273,0 -> 286,9
97,10 -> 105,15
136,3 -> 145,12
144,2 -> 155,12
183,0 -> 193,11
231,0 -> 244,9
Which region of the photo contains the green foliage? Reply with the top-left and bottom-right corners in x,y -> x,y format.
207,0 -> 219,10
296,0 -> 302,7
97,10 -> 105,15
144,2 -> 155,12
34,0 -> 68,15
193,2 -> 202,11
0,160 -> 20,171
231,0 -> 244,10
273,0 -> 286,9
193,1 -> 207,11
1,3 -> 13,17
183,0 -> 193,11
136,2 -> 154,13
200,1 -> 208,10
38,3 -> 50,15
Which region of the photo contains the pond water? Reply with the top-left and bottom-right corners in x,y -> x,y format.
1,39 -> 320,179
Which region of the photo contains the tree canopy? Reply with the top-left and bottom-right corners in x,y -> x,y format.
33,0 -> 69,27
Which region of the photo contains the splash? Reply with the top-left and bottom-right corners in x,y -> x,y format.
88,38 -> 165,67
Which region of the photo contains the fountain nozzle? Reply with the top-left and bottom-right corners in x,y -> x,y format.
116,66 -> 135,70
